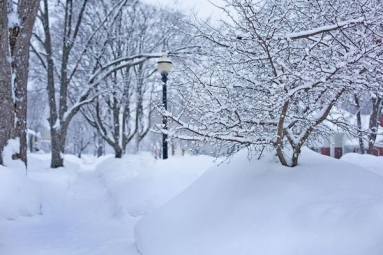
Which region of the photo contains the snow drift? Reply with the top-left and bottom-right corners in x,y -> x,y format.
0,165 -> 42,220
341,153 -> 383,177
97,153 -> 217,217
135,148 -> 383,255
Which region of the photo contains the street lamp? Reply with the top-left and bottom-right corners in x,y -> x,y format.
157,54 -> 173,160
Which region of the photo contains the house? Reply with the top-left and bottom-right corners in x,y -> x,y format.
317,132 -> 344,159
315,110 -> 383,158
371,136 -> 383,156
27,129 -> 40,152
27,128 -> 51,153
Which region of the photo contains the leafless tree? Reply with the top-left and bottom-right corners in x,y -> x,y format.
0,0 -> 39,166
66,114 -> 92,158
0,0 -> 13,165
157,0 -> 383,167
31,0 -> 198,165
80,1 -> 198,157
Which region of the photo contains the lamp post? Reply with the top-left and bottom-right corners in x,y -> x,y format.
157,54 -> 173,159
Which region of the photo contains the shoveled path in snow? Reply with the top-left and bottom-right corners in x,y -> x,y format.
2,159 -> 140,255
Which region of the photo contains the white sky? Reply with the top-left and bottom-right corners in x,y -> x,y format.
143,0 -> 226,20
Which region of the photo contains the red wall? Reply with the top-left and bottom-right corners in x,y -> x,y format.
334,148 -> 343,159
320,147 -> 343,158
321,148 -> 330,156
372,147 -> 383,156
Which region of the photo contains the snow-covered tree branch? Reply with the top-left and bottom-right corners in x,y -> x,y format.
158,0 -> 383,167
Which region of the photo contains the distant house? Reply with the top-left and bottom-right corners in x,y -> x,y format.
27,128 -> 52,153
27,129 -> 40,152
371,137 -> 383,156
376,114 -> 383,156
315,111 -> 383,158
38,129 -> 52,152
316,132 -> 345,159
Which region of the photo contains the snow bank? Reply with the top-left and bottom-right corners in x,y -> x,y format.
0,153 -> 86,221
0,165 -> 42,220
97,153 -> 217,217
135,148 -> 383,255
2,139 -> 26,174
341,153 -> 383,177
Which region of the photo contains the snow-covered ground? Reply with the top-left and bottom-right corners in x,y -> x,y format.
135,149 -> 383,255
341,152 -> 383,177
1,149 -> 383,255
0,152 -> 217,255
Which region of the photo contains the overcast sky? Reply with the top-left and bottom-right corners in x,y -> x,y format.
143,0 -> 225,20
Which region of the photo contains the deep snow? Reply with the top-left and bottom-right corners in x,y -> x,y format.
341,152 -> 383,177
135,149 -> 383,255
0,152 -> 217,255
1,149 -> 383,255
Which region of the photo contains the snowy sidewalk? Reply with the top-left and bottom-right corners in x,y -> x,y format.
1,153 -> 217,255
1,158 -> 140,255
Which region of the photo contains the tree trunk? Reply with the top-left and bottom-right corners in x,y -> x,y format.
114,146 -> 123,158
50,120 -> 72,168
9,0 -> 40,167
0,1 -> 13,165
290,149 -> 301,167
41,0 -> 64,169
50,129 -> 64,168
37,0 -> 90,168
95,131 -> 104,157
29,134 -> 33,153
354,94 -> 365,154
133,134 -> 140,154
367,97 -> 382,154
275,101 -> 290,166
171,139 -> 175,156
97,145 -> 103,157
